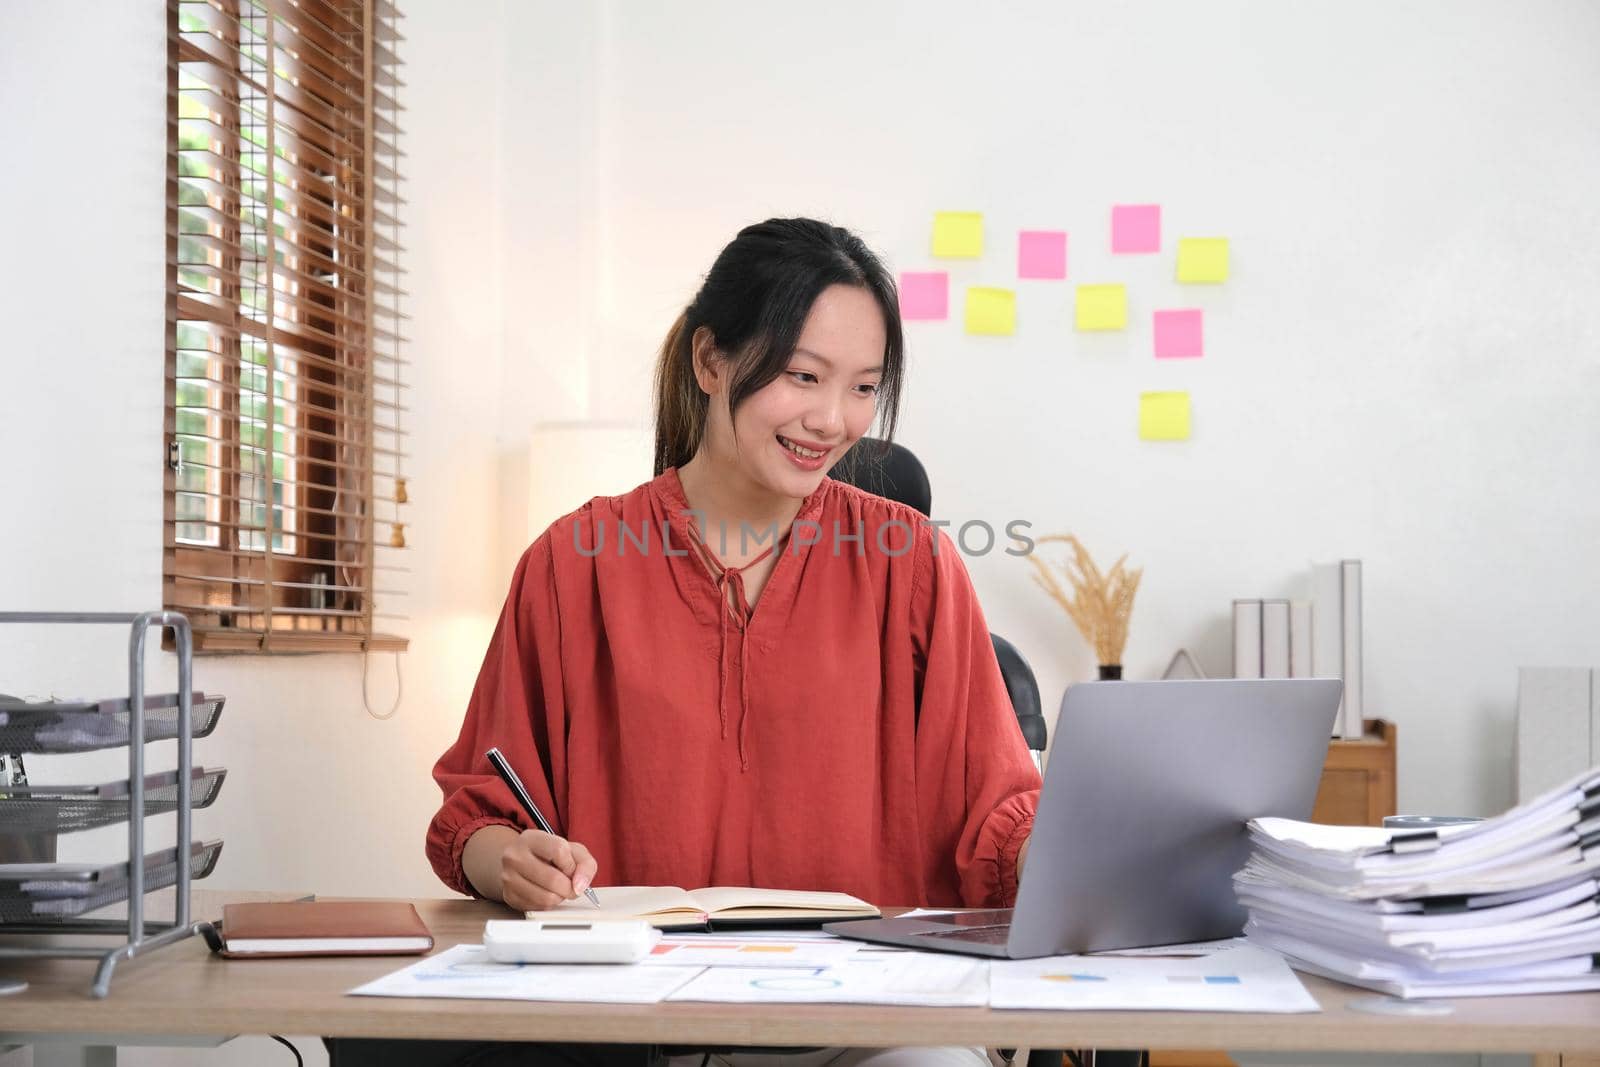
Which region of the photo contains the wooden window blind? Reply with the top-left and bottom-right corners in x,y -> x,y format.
165,0 -> 409,654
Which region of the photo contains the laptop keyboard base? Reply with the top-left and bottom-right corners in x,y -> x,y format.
913,924 -> 1012,945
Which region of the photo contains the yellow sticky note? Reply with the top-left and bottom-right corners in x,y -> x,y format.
1176,237 -> 1229,283
932,212 -> 983,258
1139,392 -> 1191,441
1075,284 -> 1127,330
964,287 -> 1016,335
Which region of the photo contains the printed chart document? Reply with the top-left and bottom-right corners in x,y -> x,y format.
641,935 -> 863,969
349,944 -> 701,1003
528,886 -> 878,930
668,949 -> 988,1006
990,946 -> 1319,1013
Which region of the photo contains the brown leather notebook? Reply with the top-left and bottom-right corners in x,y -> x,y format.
220,900 -> 434,958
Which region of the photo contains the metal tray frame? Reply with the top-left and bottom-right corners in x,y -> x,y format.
0,694 -> 225,754
0,841 -> 224,919
0,768 -> 226,836
0,611 -> 211,997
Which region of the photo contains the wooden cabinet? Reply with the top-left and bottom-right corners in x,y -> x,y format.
1311,719 -> 1397,826
1151,720 -> 1398,1067
1150,1054 -> 1235,1067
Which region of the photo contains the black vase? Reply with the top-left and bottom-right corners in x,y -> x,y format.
1097,664 -> 1123,680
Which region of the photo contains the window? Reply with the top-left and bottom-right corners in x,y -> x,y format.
166,0 -> 408,653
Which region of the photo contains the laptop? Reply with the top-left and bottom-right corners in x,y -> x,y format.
824,677 -> 1341,959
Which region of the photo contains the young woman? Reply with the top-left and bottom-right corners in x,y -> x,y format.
427,218 -> 1041,1066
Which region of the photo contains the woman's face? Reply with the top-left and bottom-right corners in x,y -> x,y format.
698,283 -> 887,502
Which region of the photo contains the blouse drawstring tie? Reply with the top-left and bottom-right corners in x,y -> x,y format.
691,536 -> 773,774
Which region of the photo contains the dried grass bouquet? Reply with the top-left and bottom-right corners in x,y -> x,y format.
1026,534 -> 1142,669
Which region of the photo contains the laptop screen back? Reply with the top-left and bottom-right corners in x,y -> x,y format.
1006,678 -> 1340,955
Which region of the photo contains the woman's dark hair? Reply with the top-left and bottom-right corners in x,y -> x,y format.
652,218 -> 904,476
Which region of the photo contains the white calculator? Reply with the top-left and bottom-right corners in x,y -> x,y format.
482,919 -> 661,964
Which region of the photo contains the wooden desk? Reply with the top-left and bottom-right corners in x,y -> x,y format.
3,895 -> 1600,1057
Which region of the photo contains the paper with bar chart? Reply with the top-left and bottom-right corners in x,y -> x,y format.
990,945 -> 1319,1012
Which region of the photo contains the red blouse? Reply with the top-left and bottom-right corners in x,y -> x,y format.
427,468 -> 1041,908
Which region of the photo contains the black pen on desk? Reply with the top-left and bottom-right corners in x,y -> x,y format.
485,746 -> 602,909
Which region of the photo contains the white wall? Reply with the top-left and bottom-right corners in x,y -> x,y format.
569,0 -> 1600,818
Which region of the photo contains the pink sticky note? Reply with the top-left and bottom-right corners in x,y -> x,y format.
1112,204 -> 1161,254
1017,230 -> 1067,280
899,271 -> 948,320
1153,309 -> 1203,358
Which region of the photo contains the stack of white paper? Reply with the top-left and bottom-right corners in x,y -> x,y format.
1237,766 -> 1600,998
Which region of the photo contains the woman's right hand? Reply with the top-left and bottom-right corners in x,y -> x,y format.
498,828 -> 599,911
461,823 -> 598,909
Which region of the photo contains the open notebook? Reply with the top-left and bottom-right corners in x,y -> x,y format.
527,886 -> 880,930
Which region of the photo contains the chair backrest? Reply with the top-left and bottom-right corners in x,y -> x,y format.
830,438 -> 1045,756
992,634 -> 1047,754
827,437 -> 931,517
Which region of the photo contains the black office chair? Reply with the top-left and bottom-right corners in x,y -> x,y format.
992,633 -> 1047,765
828,437 -> 933,521
830,438 -> 1047,765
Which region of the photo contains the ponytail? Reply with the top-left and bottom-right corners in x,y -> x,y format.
652,310 -> 702,476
